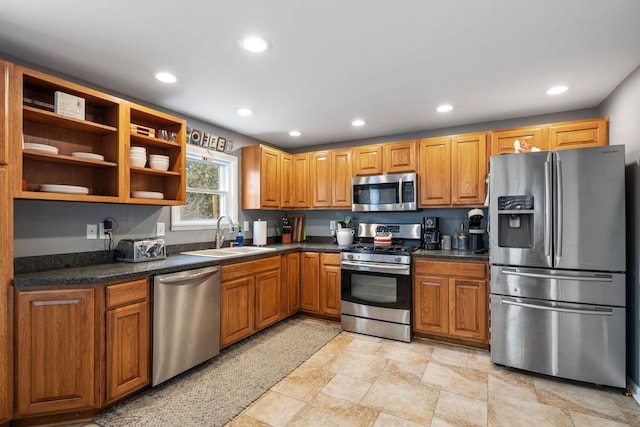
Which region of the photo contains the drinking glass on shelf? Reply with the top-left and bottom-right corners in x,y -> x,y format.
158,129 -> 168,140
168,132 -> 177,142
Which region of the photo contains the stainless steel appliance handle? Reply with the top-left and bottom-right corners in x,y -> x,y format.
500,298 -> 612,316
398,178 -> 403,204
501,269 -> 613,282
555,159 -> 563,260
156,267 -> 220,284
544,159 -> 553,261
341,260 -> 409,270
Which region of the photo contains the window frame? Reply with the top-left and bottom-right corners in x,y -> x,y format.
171,144 -> 238,231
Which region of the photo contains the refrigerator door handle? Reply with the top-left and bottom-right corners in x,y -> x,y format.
544,159 -> 553,263
500,268 -> 613,282
555,159 -> 563,263
500,298 -> 613,316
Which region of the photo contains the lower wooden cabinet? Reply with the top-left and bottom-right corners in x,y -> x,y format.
220,255 -> 281,348
14,278 -> 151,419
281,252 -> 301,318
14,287 -> 98,417
300,251 -> 341,319
413,259 -> 488,345
105,278 -> 149,403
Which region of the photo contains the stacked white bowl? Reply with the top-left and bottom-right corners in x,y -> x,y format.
130,146 -> 147,168
149,154 -> 170,171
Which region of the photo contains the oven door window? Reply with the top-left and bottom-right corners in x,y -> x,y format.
342,270 -> 411,309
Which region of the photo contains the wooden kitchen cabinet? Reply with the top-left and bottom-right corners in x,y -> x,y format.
418,132 -> 487,207
310,148 -> 352,208
220,255 -> 281,348
548,118 -> 608,150
300,251 -> 320,312
319,253 -> 341,317
125,103 -> 186,205
104,278 -> 149,403
300,251 -> 341,319
14,286 -> 97,417
383,139 -> 418,174
490,125 -> 547,155
281,152 -> 310,209
352,144 -> 383,175
281,252 -> 301,318
413,259 -> 488,345
352,140 -> 418,176
242,144 -> 282,209
0,60 -> 11,166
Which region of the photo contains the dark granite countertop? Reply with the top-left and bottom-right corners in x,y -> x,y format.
13,243 -> 487,287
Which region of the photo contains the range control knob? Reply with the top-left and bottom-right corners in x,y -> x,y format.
394,256 -> 402,263
346,254 -> 354,260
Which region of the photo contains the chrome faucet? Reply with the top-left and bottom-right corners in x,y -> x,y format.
215,215 -> 235,249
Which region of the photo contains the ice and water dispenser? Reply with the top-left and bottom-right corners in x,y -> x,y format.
497,195 -> 534,248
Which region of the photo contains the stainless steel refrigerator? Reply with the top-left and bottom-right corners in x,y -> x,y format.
489,145 -> 626,388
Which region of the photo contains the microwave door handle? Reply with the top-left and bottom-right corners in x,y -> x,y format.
398,178 -> 403,205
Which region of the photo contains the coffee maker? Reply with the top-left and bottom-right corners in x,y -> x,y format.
423,217 -> 442,250
468,208 -> 487,253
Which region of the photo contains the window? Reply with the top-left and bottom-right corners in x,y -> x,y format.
171,145 -> 238,230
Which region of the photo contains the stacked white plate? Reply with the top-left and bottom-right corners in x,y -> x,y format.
72,152 -> 105,161
149,154 -> 170,171
131,191 -> 164,199
130,146 -> 147,167
40,184 -> 89,194
23,142 -> 59,154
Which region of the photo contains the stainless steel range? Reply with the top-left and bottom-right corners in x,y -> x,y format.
340,223 -> 422,342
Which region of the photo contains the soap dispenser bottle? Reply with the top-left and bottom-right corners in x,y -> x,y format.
235,228 -> 244,247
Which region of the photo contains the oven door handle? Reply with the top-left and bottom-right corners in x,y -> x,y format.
500,298 -> 613,316
341,260 -> 409,270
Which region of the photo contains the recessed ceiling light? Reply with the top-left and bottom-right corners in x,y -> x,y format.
546,85 -> 568,95
351,119 -> 366,127
155,72 -> 177,84
289,130 -> 302,137
240,36 -> 271,53
437,104 -> 453,113
236,107 -> 254,116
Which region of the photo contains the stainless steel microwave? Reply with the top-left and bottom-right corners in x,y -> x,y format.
352,172 -> 418,212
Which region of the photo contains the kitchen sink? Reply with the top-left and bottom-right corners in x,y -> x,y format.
181,246 -> 276,259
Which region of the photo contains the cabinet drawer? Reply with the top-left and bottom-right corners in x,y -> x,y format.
222,255 -> 281,282
414,259 -> 486,279
106,278 -> 148,308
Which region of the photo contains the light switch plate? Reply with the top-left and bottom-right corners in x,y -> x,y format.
157,222 -> 165,236
98,222 -> 106,239
244,220 -> 249,232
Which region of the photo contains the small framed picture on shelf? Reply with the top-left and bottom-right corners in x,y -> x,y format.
54,91 -> 85,120
224,140 -> 234,152
216,137 -> 226,152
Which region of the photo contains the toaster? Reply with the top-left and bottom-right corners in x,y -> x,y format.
115,238 -> 166,262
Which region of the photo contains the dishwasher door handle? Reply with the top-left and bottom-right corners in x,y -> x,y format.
156,266 -> 219,284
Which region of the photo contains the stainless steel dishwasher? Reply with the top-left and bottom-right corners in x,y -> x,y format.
152,265 -> 220,386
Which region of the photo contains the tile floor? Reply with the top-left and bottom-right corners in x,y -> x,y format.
227,329 -> 640,427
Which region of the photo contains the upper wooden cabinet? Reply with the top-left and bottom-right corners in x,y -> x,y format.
490,125 -> 547,155
419,132 -> 487,207
125,103 -> 186,205
310,148 -> 352,208
352,140 -> 418,176
242,144 -> 282,209
281,152 -> 310,209
352,144 -> 383,175
490,118 -> 608,155
11,65 -> 186,204
548,118 -> 608,150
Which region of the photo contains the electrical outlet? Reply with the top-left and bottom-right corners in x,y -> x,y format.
157,222 -> 165,236
243,220 -> 249,232
86,224 -> 97,240
98,222 -> 106,239
330,220 -> 336,231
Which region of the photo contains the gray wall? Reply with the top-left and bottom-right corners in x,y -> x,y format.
600,64 -> 640,398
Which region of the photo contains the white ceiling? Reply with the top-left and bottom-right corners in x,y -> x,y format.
1,1 -> 639,149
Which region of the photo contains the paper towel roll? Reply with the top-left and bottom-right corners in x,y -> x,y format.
253,220 -> 267,246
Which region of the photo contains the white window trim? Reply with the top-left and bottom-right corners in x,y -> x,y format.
171,145 -> 238,231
